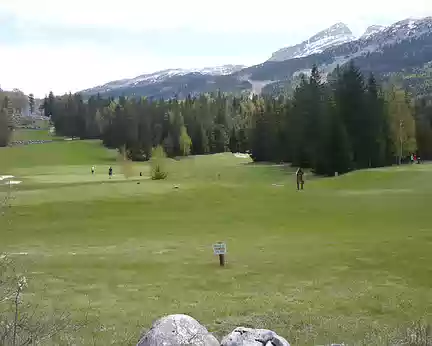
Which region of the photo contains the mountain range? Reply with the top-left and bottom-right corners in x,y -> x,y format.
81,17 -> 432,99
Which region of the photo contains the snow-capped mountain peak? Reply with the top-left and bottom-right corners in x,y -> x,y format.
358,17 -> 432,47
361,25 -> 386,39
127,65 -> 245,84
308,22 -> 352,43
268,23 -> 355,62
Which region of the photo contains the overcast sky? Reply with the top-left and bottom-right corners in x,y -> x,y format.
0,0 -> 431,97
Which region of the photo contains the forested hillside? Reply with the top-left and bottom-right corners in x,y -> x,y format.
42,64 -> 432,175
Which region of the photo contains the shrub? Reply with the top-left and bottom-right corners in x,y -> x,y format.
150,146 -> 168,180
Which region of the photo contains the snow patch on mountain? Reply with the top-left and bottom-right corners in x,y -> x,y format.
356,17 -> 432,52
83,65 -> 246,93
268,23 -> 355,62
361,25 -> 386,39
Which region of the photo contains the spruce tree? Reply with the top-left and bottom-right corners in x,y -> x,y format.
290,74 -> 310,167
415,98 -> 432,160
365,74 -> 391,167
28,94 -> 35,114
334,62 -> 367,168
0,107 -> 11,147
229,127 -> 239,153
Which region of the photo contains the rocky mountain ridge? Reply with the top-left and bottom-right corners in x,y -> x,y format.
81,16 -> 432,99
82,65 -> 245,96
268,22 -> 356,62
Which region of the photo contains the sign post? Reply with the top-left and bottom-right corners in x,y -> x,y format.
212,242 -> 226,267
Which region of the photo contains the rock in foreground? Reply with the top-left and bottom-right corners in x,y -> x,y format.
221,327 -> 290,346
137,314 -> 219,346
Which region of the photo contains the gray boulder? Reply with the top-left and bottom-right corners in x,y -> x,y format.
221,327 -> 290,346
137,314 -> 219,346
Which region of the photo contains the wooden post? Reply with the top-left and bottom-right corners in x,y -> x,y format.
219,254 -> 225,267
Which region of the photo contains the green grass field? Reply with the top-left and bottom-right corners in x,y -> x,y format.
11,128 -> 60,142
0,140 -> 431,345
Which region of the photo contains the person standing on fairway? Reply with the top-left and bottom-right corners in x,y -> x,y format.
91,166 -> 95,175
296,167 -> 304,190
108,166 -> 113,179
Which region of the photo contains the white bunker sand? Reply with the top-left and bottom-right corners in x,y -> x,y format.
234,153 -> 250,158
1,175 -> 22,185
1,175 -> 22,186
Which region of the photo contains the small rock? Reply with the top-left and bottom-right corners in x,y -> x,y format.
137,314 -> 219,346
221,327 -> 290,346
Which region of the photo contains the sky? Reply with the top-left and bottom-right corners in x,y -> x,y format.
0,0 -> 431,98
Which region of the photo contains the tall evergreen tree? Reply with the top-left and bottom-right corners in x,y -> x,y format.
335,62 -> 368,168
365,74 -> 391,167
28,93 -> 35,114
0,107 -> 11,147
415,98 -> 432,160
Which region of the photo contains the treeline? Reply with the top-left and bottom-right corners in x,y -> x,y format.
0,90 -> 40,147
0,96 -> 14,146
415,97 -> 432,160
42,63 -> 430,175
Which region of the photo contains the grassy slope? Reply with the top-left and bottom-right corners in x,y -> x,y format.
0,141 -> 431,345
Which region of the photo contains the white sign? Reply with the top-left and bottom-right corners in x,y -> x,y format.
212,242 -> 226,255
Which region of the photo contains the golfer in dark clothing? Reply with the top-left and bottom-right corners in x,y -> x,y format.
296,168 -> 304,190
108,166 -> 113,179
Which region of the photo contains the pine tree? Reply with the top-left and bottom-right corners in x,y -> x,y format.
290,74 -> 310,167
307,65 -> 327,171
229,127 -> 239,153
47,91 -> 55,117
5,96 -> 13,121
415,98 -> 432,160
237,128 -> 249,154
0,107 -> 11,147
28,94 -> 35,114
334,62 -> 367,168
250,101 -> 275,161
325,101 -> 353,175
365,74 -> 391,167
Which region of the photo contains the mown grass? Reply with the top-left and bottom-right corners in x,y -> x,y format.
11,128 -> 60,142
0,141 -> 431,345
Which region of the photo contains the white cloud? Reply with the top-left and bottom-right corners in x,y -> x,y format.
0,42 -> 262,97
0,0 -> 431,96
1,0 -> 431,34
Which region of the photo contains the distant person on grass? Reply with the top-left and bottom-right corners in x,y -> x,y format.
91,166 -> 95,175
108,166 -> 113,179
296,167 -> 304,191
